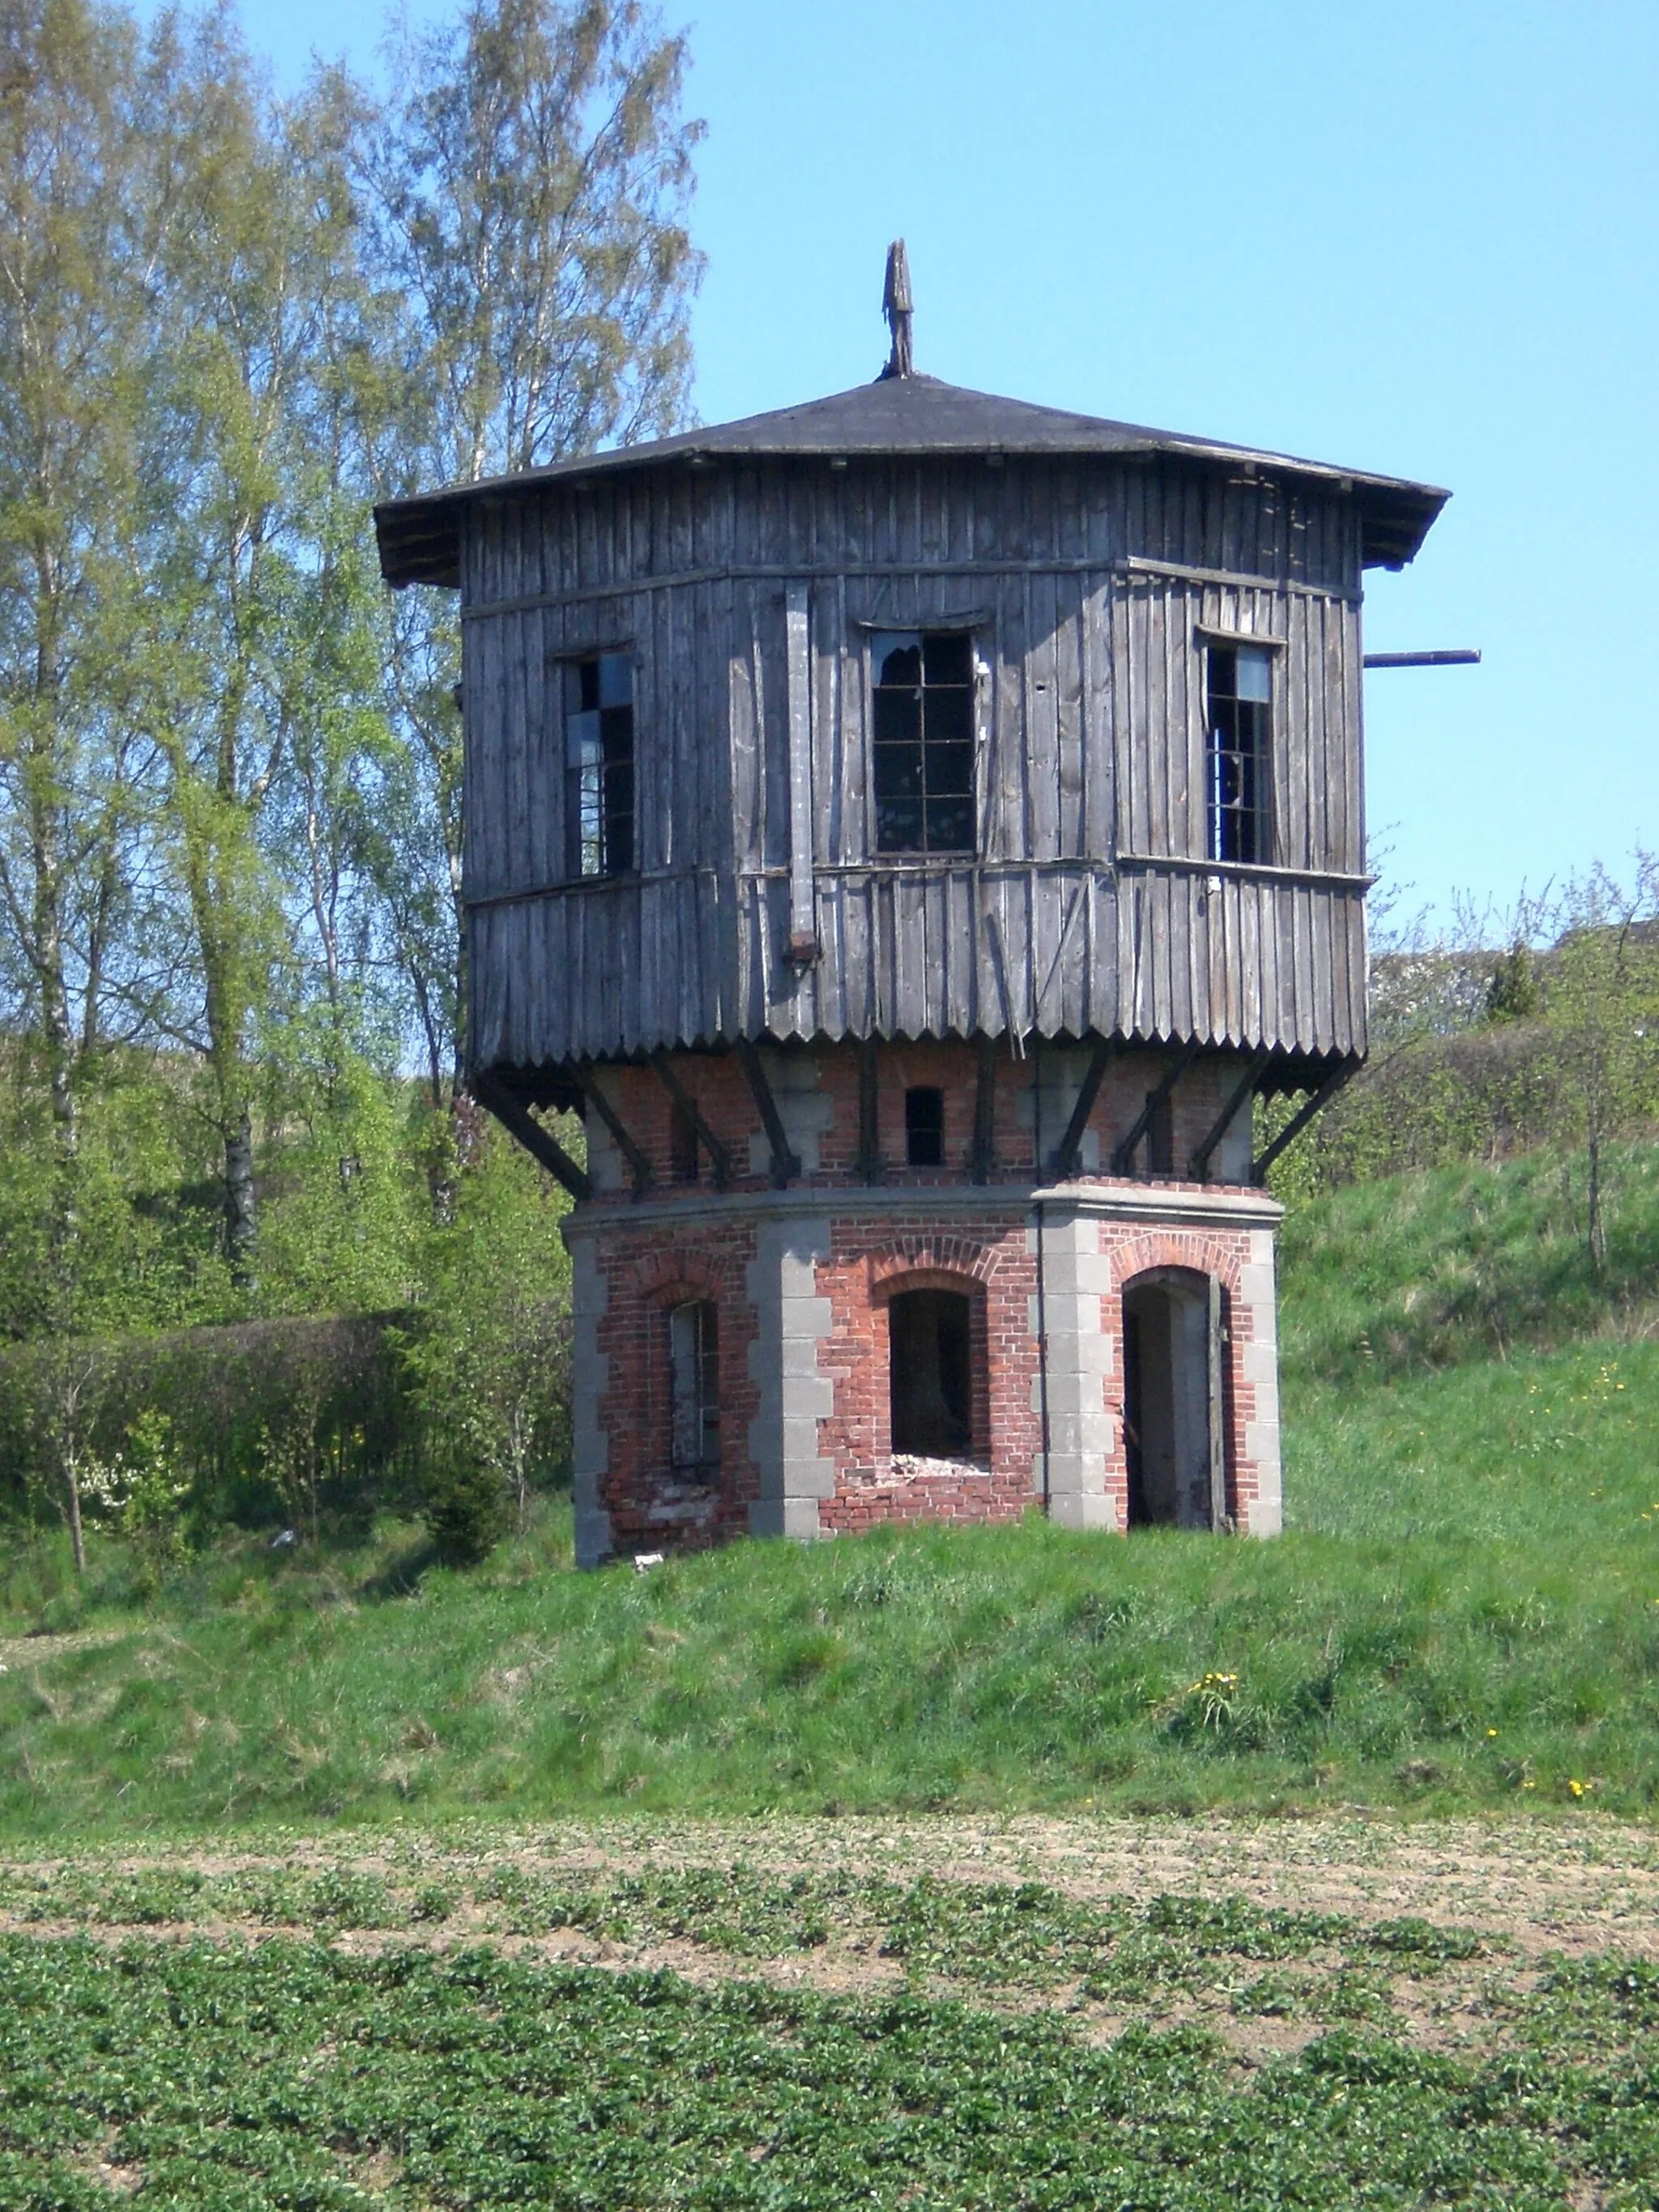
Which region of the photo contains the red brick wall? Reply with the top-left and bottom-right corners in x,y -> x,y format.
589,1217 -> 762,1555
814,1216 -> 1041,1535
569,1036 -> 1277,1556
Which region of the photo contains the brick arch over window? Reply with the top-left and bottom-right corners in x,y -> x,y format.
1105,1231 -> 1243,1298
631,1248 -> 729,1307
867,1234 -> 996,1293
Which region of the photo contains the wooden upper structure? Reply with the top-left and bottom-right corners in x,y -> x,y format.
376,367 -> 1448,1089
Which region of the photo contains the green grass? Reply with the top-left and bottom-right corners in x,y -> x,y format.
2,1142 -> 1657,1833
6,1915 -> 1659,2208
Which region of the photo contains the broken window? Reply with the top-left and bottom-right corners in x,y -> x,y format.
1205,642 -> 1272,866
905,1085 -> 945,1166
872,630 -> 975,855
668,1300 -> 719,1474
889,1288 -> 973,1457
565,652 -> 635,877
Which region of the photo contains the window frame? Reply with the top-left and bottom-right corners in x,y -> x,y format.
867,625 -> 981,859
562,647 -> 637,880
667,1298 -> 720,1478
1199,630 -> 1278,868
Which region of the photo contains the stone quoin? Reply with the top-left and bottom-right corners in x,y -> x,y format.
374,244 -> 1448,1566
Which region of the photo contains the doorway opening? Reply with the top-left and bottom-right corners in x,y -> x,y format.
889,1287 -> 973,1456
1122,1270 -> 1224,1529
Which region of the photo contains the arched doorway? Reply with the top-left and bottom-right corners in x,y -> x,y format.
1122,1269 -> 1226,1530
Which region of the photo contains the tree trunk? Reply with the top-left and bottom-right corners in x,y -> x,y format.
1587,1132 -> 1606,1274
225,1107 -> 257,1288
63,1455 -> 86,1576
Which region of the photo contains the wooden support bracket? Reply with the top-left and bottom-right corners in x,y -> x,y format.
1111,1039 -> 1201,1178
736,1038 -> 800,1187
1251,1061 -> 1358,1184
1047,1035 -> 1117,1182
855,1036 -> 883,1183
471,1071 -> 592,1204
650,1055 -> 732,1189
570,1063 -> 653,1197
1188,1049 -> 1270,1183
970,1033 -> 998,1183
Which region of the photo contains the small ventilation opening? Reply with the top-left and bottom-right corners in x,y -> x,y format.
905,1086 -> 945,1166
1146,1092 -> 1174,1177
889,1288 -> 972,1455
669,1101 -> 698,1183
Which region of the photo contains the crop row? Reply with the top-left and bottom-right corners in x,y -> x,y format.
4,1934 -> 1659,2209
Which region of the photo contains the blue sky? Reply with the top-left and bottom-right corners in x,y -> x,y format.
158,0 -> 1656,924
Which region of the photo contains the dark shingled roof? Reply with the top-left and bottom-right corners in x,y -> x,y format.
375,373 -> 1448,590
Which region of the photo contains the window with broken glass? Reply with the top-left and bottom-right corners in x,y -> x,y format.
1205,641 -> 1273,865
668,1300 -> 720,1475
871,631 -> 976,855
565,652 -> 635,877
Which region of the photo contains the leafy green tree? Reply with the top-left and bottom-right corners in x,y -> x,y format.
401,1115 -> 576,1559
1542,859 -> 1659,1271
359,0 -> 702,1153
0,0 -> 158,1254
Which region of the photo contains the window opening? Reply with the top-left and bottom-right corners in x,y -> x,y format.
872,630 -> 975,855
669,1101 -> 698,1183
668,1300 -> 719,1474
565,652 -> 634,877
889,1288 -> 973,1456
1205,642 -> 1271,865
905,1085 -> 945,1166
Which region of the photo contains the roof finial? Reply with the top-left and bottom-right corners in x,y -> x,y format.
881,238 -> 914,380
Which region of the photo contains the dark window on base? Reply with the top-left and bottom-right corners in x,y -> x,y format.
872,630 -> 975,855
668,1300 -> 719,1474
889,1288 -> 973,1456
905,1086 -> 945,1166
1206,642 -> 1272,865
565,653 -> 634,877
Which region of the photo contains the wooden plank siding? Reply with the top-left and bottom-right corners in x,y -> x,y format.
458,454 -> 1370,1072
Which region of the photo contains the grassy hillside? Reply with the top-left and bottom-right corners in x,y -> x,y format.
2,1142 -> 1657,1835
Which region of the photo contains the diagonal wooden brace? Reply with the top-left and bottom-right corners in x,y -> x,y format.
650,1054 -> 732,1189
471,1070 -> 593,1203
1188,1049 -> 1271,1182
736,1038 -> 800,1187
1111,1038 -> 1201,1177
1251,1059 -> 1358,1184
570,1062 -> 653,1197
1047,1034 -> 1117,1182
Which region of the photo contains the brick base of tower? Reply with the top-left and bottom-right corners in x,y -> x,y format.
557,1038 -> 1284,1566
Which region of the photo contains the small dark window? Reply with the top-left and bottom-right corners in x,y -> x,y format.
668,1300 -> 719,1474
1147,1093 -> 1175,1178
565,652 -> 634,877
872,630 -> 975,855
1206,642 -> 1272,865
669,1101 -> 698,1183
889,1288 -> 973,1456
905,1086 -> 945,1166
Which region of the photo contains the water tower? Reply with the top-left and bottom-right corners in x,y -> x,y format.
376,247 -> 1447,1566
